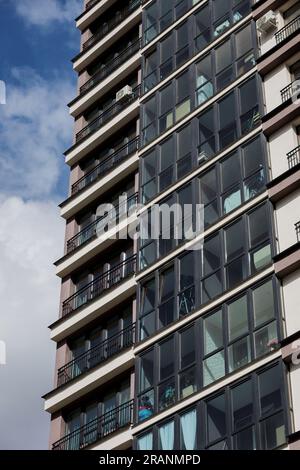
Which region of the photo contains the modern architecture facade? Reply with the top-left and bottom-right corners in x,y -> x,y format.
44,0 -> 300,451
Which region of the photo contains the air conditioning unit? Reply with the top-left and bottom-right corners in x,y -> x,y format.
116,85 -> 133,102
257,11 -> 277,34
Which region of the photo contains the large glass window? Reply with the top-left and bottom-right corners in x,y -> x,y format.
135,361 -> 287,450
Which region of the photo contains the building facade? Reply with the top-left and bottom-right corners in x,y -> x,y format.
44,0 -> 300,451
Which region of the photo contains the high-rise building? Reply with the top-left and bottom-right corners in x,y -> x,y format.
44,0 -> 300,451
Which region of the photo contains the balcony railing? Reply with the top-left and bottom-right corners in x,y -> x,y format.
281,80 -> 300,103
62,255 -> 136,317
71,137 -> 139,196
76,84 -> 141,143
275,15 -> 300,44
296,221 -> 300,243
80,38 -> 141,95
57,324 -> 135,387
83,0 -> 141,51
52,400 -> 134,450
287,144 -> 300,169
66,192 -> 138,254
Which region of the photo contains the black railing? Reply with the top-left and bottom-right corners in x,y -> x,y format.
71,137 -> 139,196
296,222 -> 300,243
280,80 -> 300,103
275,15 -> 300,44
57,324 -> 135,387
83,1 -> 141,51
62,255 -> 136,317
76,85 -> 141,143
52,400 -> 134,450
287,144 -> 300,169
80,38 -> 141,95
66,193 -> 138,254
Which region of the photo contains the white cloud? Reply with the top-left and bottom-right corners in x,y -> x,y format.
13,0 -> 82,27
0,67 -> 74,199
0,196 -> 64,449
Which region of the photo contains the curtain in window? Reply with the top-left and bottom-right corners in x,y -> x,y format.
180,409 -> 197,450
160,421 -> 175,450
138,432 -> 153,450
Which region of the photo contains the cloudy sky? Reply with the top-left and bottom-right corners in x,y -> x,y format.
0,0 -> 82,449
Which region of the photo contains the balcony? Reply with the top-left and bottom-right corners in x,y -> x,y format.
52,399 -> 134,450
83,1 -> 141,52
287,145 -> 300,169
76,84 -> 141,143
71,137 -> 139,196
296,221 -> 300,243
57,324 -> 135,387
281,80 -> 300,103
62,255 -> 136,318
275,15 -> 300,45
66,192 -> 138,254
80,38 -> 141,96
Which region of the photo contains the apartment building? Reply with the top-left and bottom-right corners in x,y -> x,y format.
43,0 -> 300,451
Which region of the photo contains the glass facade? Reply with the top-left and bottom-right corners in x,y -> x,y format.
136,361 -> 288,450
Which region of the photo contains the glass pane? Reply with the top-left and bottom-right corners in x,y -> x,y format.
202,270 -> 223,303
177,70 -> 189,103
235,23 -> 252,58
206,393 -> 226,443
142,150 -> 156,184
228,336 -> 251,372
159,379 -> 176,410
251,243 -> 272,272
180,367 -> 197,399
140,311 -> 155,341
180,327 -> 195,368
160,137 -> 174,172
204,310 -> 223,355
216,40 -> 232,73
240,77 -> 257,115
141,279 -> 155,315
203,351 -> 225,386
159,421 -> 175,450
232,380 -> 253,431
160,267 -> 175,302
226,256 -> 246,289
203,234 -> 221,275
219,93 -> 235,129
137,432 -> 153,450
180,409 -> 197,450
200,168 -> 217,205
228,295 -> 248,341
225,219 -> 244,263
248,204 -> 269,247
261,411 -> 286,450
221,152 -> 241,192
177,124 -> 192,161
160,337 -> 175,380
259,365 -> 282,416
180,253 -> 194,289
158,299 -> 174,327
140,350 -> 154,391
138,390 -> 154,422
196,55 -> 213,105
253,280 -> 275,327
160,83 -> 173,116
254,321 -> 278,357
234,426 -> 256,450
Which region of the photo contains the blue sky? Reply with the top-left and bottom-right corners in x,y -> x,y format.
0,0 -> 82,450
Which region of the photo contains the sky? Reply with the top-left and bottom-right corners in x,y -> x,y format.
0,0 -> 82,449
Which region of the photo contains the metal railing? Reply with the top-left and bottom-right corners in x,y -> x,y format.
83,1 -> 141,51
71,137 -> 139,196
57,324 -> 135,387
275,15 -> 300,44
52,400 -> 134,450
62,255 -> 136,317
287,144 -> 300,169
280,80 -> 300,103
296,222 -> 300,243
76,84 -> 141,143
80,38 -> 141,95
66,192 -> 138,254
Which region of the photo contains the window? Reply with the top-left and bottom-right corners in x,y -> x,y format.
219,93 -> 236,149
216,40 -> 233,91
142,150 -> 157,203
248,204 -> 272,273
178,252 -> 195,316
196,55 -> 213,105
239,77 -> 260,135
176,21 -> 189,67
135,360 -> 287,450
140,279 -> 156,340
177,124 -> 193,178
225,219 -> 246,289
159,84 -> 174,133
176,71 -> 191,122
